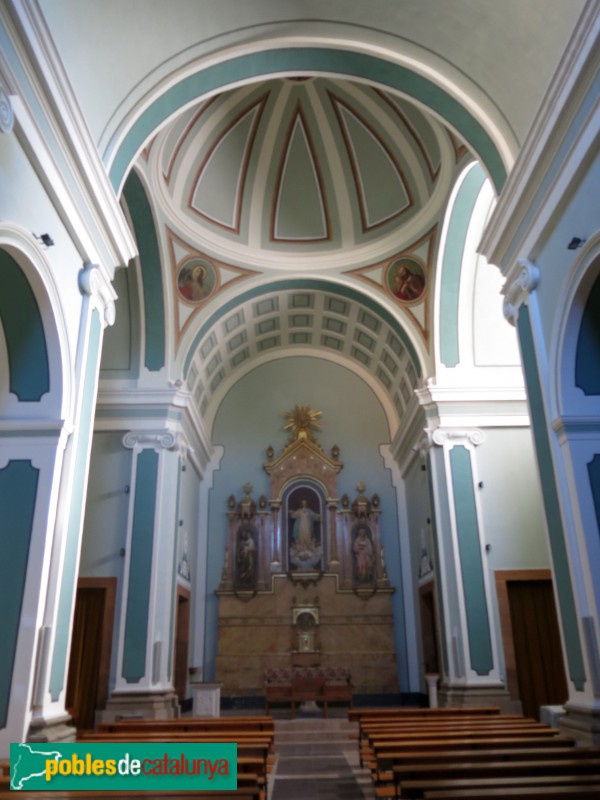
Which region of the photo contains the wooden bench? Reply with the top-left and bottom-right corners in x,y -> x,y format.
400,772 -> 600,798
98,716 -> 275,733
79,724 -> 274,798
0,791 -> 262,800
265,666 -> 352,716
349,706 -> 501,723
423,785 -> 600,799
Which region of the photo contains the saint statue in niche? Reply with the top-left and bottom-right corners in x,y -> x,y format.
291,500 -> 319,549
234,524 -> 258,590
288,494 -> 323,572
352,523 -> 375,584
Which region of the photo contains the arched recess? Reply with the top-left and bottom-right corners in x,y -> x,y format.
107,46 -> 511,198
203,354 -> 418,692
554,237 -> 600,638
0,230 -> 70,742
0,232 -> 69,419
180,278 -> 427,440
557,236 -> 600,415
434,162 -> 521,382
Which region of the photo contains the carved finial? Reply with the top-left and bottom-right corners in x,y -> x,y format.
283,405 -> 322,442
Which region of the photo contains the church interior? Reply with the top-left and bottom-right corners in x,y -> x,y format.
1,0 -> 600,768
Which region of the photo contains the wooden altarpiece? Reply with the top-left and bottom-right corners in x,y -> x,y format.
215,408 -> 398,697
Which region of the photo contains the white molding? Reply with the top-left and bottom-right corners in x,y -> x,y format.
431,427 -> 485,447
78,262 -> 117,328
0,83 -> 14,132
1,0 -> 137,271
480,1 -> 600,269
122,429 -> 191,459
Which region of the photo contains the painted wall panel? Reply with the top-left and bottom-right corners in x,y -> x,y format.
0,460 -> 39,728
122,448 -> 158,683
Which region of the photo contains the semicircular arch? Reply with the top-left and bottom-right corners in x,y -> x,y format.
0,225 -> 71,420
180,277 -> 427,437
107,41 -> 514,198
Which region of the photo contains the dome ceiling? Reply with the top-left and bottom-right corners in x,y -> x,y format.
151,77 -> 465,270
124,75 -> 477,432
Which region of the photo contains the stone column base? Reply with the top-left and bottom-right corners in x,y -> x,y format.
559,703 -> 600,746
438,684 -> 520,714
28,713 -> 76,744
98,691 -> 180,724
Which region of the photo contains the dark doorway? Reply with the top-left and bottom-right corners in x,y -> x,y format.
419,583 -> 440,674
173,587 -> 190,703
66,579 -> 115,730
507,579 -> 568,719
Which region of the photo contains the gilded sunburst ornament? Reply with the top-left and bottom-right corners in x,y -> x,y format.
283,405 -> 322,441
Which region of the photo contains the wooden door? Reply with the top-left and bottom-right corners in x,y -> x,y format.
66,578 -> 115,730
419,583 -> 440,674
507,579 -> 568,719
66,587 -> 105,730
173,587 -> 190,702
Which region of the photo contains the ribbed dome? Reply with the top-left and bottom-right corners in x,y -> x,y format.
154,77 -> 461,270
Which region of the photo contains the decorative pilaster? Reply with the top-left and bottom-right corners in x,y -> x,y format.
424,426 -> 510,709
103,428 -> 188,721
0,85 -> 14,134
29,269 -> 109,743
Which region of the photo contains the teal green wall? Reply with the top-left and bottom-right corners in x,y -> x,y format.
123,171 -> 165,373
0,460 -> 39,728
122,448 -> 158,683
449,445 -> 493,675
575,271 -> 600,395
0,249 -> 49,401
206,356 -> 408,688
439,164 -> 487,368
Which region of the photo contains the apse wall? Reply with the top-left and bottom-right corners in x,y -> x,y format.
207,355 -> 413,691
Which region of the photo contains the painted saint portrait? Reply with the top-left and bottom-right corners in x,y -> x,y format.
388,257 -> 426,303
177,258 -> 216,303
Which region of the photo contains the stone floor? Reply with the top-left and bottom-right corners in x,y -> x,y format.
268,717 -> 374,800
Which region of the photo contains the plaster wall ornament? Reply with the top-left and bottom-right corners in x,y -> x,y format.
502,258 -> 540,326
0,86 -> 14,134
416,431 -> 434,458
431,427 -> 485,447
78,262 -> 117,327
122,430 -> 190,455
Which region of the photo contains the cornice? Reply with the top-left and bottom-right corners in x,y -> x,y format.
480,1 -> 600,270
0,0 -> 137,271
